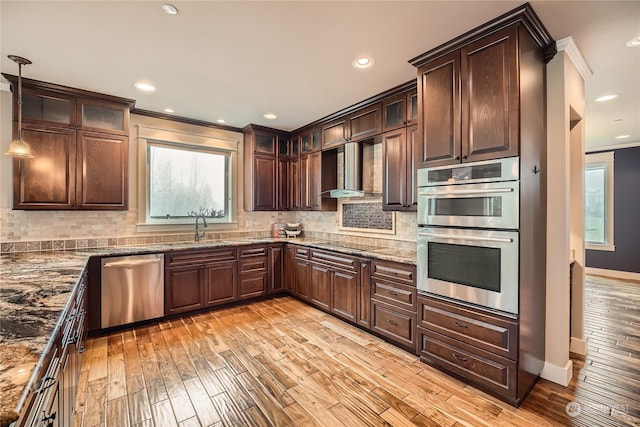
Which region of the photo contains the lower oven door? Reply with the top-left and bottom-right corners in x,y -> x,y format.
417,227 -> 519,315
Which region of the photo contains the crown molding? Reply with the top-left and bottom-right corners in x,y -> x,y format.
556,36 -> 592,80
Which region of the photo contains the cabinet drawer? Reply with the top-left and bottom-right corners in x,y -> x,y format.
371,277 -> 416,310
371,300 -> 416,351
371,260 -> 415,286
239,274 -> 267,299
166,248 -> 237,266
294,246 -> 310,259
240,245 -> 268,258
418,295 -> 517,360
240,257 -> 267,274
310,249 -> 357,272
419,328 -> 516,398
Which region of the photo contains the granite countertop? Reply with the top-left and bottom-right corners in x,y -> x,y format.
0,237 -> 416,424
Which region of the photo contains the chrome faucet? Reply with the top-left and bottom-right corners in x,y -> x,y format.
194,215 -> 208,242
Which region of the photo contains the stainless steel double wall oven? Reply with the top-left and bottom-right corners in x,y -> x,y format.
417,157 -> 520,315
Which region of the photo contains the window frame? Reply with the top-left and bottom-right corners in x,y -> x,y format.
136,125 -> 240,232
584,151 -> 615,251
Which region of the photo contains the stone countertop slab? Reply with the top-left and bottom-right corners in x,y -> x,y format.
0,237 -> 416,424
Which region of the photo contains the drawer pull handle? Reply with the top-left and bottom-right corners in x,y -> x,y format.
452,353 -> 468,362
387,319 -> 398,326
454,321 -> 468,329
389,291 -> 398,296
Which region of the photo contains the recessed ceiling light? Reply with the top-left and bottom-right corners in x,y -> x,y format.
615,134 -> 630,139
594,94 -> 617,102
162,4 -> 178,15
352,56 -> 374,69
217,119 -> 226,124
164,108 -> 174,113
626,37 -> 640,47
135,82 -> 156,92
263,113 -> 277,120
614,118 -> 623,122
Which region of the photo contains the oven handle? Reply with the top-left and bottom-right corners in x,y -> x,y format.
418,231 -> 513,243
418,188 -> 514,196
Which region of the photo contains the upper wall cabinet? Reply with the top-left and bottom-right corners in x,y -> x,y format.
410,4 -> 556,169
243,125 -> 281,211
3,75 -> 134,210
382,89 -> 418,132
322,103 -> 382,149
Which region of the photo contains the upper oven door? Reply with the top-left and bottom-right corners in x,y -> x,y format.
417,180 -> 519,229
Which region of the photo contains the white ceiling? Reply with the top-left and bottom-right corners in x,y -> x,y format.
1,1 -> 638,151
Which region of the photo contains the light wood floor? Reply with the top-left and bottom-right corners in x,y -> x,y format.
73,275 -> 640,427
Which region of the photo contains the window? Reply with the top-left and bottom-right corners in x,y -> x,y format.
148,143 -> 229,221
137,125 -> 240,230
585,151 -> 614,251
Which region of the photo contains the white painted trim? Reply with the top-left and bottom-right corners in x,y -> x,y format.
541,359 -> 573,386
585,243 -> 615,251
586,140 -> 640,153
570,337 -> 587,356
0,82 -> 10,92
586,268 -> 640,281
556,36 -> 593,80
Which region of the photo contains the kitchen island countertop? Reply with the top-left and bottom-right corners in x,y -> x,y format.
0,237 -> 415,425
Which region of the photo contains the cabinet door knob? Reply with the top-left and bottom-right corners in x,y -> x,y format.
455,156 -> 460,160
452,353 -> 468,362
462,155 -> 468,159
454,321 -> 468,329
387,319 -> 398,326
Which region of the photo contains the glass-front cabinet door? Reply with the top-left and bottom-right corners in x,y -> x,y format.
21,88 -> 76,127
78,99 -> 129,135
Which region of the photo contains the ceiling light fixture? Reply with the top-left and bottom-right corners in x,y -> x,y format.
614,134 -> 630,139
594,94 -> 618,102
217,119 -> 226,124
135,82 -> 156,92
163,108 -> 174,113
626,36 -> 640,47
4,55 -> 35,159
352,56 -> 374,69
614,118 -> 623,122
263,113 -> 277,120
162,4 -> 178,15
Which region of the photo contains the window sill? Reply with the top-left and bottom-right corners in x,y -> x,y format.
585,244 -> 615,252
136,222 -> 239,233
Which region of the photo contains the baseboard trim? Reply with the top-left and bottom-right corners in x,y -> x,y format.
586,267 -> 640,281
570,337 -> 587,355
541,359 -> 573,386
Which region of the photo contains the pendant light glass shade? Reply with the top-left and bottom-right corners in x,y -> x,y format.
5,137 -> 35,158
4,55 -> 35,159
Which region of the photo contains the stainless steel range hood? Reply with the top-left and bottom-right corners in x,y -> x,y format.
325,141 -> 370,198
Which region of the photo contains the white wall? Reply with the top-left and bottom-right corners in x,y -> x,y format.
543,37 -> 587,386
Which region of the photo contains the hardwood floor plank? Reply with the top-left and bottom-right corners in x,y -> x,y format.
214,367 -> 256,412
287,385 -> 347,427
106,396 -> 130,427
177,416 -> 202,427
125,375 -> 152,425
141,361 -> 169,404
150,398 -> 178,427
211,391 -> 248,426
183,377 -> 221,426
236,371 -> 297,427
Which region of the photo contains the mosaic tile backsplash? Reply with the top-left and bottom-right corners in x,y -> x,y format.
342,202 -> 393,231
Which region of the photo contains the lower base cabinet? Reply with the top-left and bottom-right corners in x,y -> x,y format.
417,294 -> 520,403
18,269 -> 88,427
371,299 -> 416,352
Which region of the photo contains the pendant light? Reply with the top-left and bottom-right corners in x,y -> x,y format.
4,55 -> 35,159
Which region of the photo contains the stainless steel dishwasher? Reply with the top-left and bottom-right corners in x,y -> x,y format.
101,253 -> 164,328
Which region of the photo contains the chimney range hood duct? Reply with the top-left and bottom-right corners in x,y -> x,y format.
326,141 -> 365,198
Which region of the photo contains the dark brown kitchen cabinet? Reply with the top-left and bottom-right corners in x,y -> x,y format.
294,258 -> 311,301
310,263 -> 332,310
284,245 -> 296,293
289,157 -> 301,211
382,89 -> 418,132
309,249 -> 360,324
239,245 -> 268,300
269,244 -> 284,293
370,260 -> 417,352
277,157 -> 290,211
244,125 -> 287,211
165,248 -> 238,315
300,151 -> 322,210
381,125 -> 418,211
358,259 -> 371,328
417,294 -> 519,402
3,75 -> 133,211
76,131 -> 128,209
17,269 -> 88,427
413,23 -> 540,168
298,125 -> 322,153
322,103 -> 382,148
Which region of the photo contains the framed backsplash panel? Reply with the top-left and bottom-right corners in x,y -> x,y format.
339,200 -> 395,234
